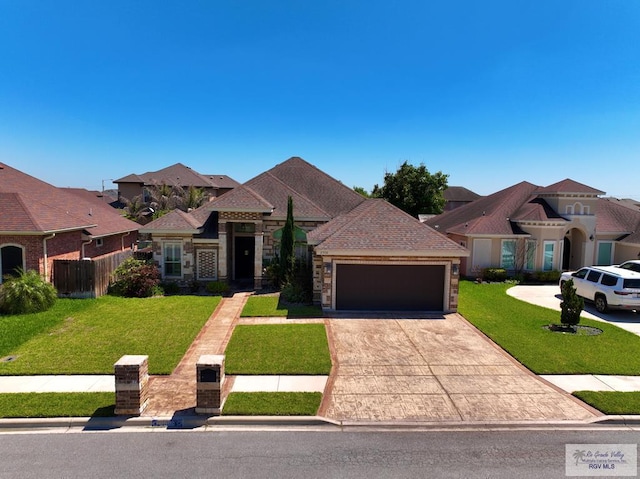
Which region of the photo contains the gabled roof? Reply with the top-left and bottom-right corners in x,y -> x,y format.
201,184 -> 274,214
444,186 -> 481,202
425,181 -> 541,235
536,179 -> 605,196
0,163 -> 139,237
114,163 -> 239,189
139,208 -> 204,234
308,199 -> 468,256
247,157 -> 365,219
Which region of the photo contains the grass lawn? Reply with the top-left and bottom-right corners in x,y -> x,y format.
241,295 -> 322,318
573,391 -> 640,415
0,392 -> 115,418
0,295 -> 220,375
458,281 -> 640,375
222,392 -> 322,416
225,324 -> 332,375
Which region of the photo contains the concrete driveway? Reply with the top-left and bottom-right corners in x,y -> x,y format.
508,284 -> 640,336
319,314 -> 598,423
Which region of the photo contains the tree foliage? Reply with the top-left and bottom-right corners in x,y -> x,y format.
560,279 -> 584,328
0,269 -> 57,315
279,196 -> 296,284
109,258 -> 162,298
353,186 -> 371,198
372,161 -> 448,217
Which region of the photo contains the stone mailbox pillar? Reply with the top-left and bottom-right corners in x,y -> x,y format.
195,355 -> 225,415
114,355 -> 149,415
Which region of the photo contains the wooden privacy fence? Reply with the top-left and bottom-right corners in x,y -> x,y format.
54,250 -> 133,298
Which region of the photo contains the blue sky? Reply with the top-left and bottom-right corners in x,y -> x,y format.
1,1 -> 639,199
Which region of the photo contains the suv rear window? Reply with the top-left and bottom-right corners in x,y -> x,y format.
601,274 -> 618,287
587,270 -> 602,283
623,279 -> 640,289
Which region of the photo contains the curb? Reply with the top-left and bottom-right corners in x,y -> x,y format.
2,415 -> 640,431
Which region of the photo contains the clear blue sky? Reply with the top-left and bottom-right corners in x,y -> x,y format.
1,1 -> 639,199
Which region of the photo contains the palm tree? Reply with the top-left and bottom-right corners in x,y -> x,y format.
175,185 -> 209,212
148,183 -> 178,216
573,450 -> 587,466
123,195 -> 149,223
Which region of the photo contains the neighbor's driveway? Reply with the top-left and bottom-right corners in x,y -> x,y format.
508,284 -> 640,337
320,314 -> 598,422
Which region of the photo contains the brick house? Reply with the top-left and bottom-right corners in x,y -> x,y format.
0,163 -> 139,283
141,157 -> 468,312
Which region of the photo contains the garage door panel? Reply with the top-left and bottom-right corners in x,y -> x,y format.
336,264 -> 444,311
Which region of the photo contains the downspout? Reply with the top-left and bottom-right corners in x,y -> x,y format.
121,231 -> 131,250
42,233 -> 56,281
81,238 -> 93,259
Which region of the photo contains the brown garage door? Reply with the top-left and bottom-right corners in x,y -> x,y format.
335,264 -> 445,311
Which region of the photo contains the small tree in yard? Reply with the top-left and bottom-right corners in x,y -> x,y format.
279,196 -> 296,284
560,279 -> 584,331
109,258 -> 162,298
0,269 -> 57,315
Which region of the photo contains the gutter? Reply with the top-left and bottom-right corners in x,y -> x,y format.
42,233 -> 56,281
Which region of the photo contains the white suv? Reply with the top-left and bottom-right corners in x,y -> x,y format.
560,266 -> 640,313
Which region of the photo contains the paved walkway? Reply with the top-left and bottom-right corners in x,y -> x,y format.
319,315 -> 599,422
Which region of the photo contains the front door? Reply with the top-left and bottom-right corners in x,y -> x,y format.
234,236 -> 255,280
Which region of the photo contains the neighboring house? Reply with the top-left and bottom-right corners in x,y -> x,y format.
443,186 -> 481,211
0,163 -> 139,283
115,163 -> 239,204
425,179 -> 640,277
140,157 -> 469,313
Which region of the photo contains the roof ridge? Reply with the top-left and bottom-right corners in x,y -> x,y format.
261,171 -> 332,217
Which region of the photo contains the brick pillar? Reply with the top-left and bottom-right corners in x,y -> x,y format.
254,226 -> 263,290
114,355 -> 149,416
195,355 -> 225,415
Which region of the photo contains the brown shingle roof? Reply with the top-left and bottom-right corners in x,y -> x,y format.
114,163 -> 239,189
536,179 -> 605,196
202,184 -> 274,213
596,198 -> 640,236
444,186 -> 481,202
309,199 -> 468,256
139,208 -> 204,233
0,163 -> 138,236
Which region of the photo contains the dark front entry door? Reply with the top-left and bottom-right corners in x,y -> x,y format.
234,236 -> 255,280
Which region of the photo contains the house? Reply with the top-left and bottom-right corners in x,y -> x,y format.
114,163 -> 239,204
425,179 -> 640,277
0,162 -> 139,283
140,157 -> 469,312
443,186 -> 481,211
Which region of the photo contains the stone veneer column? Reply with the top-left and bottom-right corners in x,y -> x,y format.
114,355 -> 149,415
195,355 -> 225,415
218,221 -> 228,282
254,225 -> 263,289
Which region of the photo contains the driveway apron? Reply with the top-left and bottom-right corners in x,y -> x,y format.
320,314 -> 600,422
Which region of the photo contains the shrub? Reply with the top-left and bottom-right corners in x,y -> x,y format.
206,281 -> 230,295
109,258 -> 161,298
160,281 -> 180,295
481,268 -> 508,282
0,269 -> 57,315
560,278 -> 584,328
532,270 -> 561,283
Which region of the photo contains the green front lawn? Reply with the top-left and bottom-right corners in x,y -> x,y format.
0,392 -> 115,418
0,295 -> 220,375
241,295 -> 322,318
222,392 -> 322,416
573,391 -> 640,415
225,324 -> 332,375
458,281 -> 640,375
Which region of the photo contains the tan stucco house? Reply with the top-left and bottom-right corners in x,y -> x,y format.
425,179 -> 640,277
140,157 -> 469,313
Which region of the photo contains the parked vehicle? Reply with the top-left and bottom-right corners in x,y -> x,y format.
559,266 -> 640,313
617,260 -> 640,274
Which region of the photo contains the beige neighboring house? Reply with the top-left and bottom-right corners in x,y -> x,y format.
425,179 -> 640,277
114,162 -> 239,204
140,157 -> 469,313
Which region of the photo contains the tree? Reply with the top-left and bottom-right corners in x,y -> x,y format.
148,183 -> 178,217
353,186 -> 371,198
372,161 -> 448,217
175,185 -> 209,212
123,195 -> 148,222
560,279 -> 584,330
279,196 -> 296,284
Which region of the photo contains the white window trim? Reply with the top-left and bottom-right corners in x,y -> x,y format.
500,239 -> 516,270
543,240 -> 555,271
163,242 -> 183,278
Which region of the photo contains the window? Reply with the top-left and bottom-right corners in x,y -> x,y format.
601,274 -> 617,287
543,241 -> 555,271
574,268 -> 588,280
96,238 -> 104,248
0,245 -> 24,282
586,270 -> 602,283
163,243 -> 182,277
525,240 -> 536,270
501,240 -> 516,269
596,242 -> 613,265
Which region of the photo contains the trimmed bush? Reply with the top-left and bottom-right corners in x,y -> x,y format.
481,268 -> 508,282
560,278 -> 584,328
109,258 -> 161,298
0,269 -> 57,315
206,281 -> 230,295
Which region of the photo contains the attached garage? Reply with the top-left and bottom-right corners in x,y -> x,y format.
335,263 -> 444,311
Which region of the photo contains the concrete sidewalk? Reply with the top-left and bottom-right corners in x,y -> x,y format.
0,375 -> 327,394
